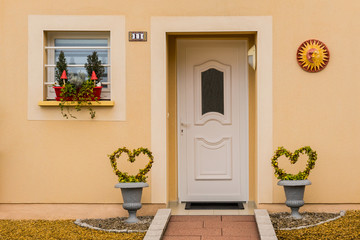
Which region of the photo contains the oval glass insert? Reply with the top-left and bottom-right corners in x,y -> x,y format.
201,68 -> 224,115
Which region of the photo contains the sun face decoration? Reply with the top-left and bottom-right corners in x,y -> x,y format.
297,39 -> 330,73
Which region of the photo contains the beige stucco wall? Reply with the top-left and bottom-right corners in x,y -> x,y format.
0,0 -> 359,205
272,1 -> 360,203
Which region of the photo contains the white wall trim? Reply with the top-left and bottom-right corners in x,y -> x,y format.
28,15 -> 126,121
151,16 -> 273,204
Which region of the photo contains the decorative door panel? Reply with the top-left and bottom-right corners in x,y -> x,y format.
195,137 -> 232,180
194,61 -> 231,125
177,40 -> 249,202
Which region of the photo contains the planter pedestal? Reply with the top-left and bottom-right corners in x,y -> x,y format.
278,180 -> 311,219
115,182 -> 149,223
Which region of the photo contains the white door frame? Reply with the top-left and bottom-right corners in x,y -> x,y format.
177,39 -> 249,202
150,16 -> 273,204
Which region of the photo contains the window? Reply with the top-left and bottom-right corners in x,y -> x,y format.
201,68 -> 224,115
28,15 -> 125,120
45,32 -> 111,100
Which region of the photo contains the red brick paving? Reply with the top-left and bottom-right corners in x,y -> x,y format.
164,225 -> 222,236
167,221 -> 204,228
205,221 -> 256,228
170,215 -> 221,222
163,215 -> 260,240
163,237 -> 201,240
202,237 -> 251,240
222,215 -> 255,222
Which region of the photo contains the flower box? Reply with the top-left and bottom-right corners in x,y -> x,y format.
53,86 -> 102,101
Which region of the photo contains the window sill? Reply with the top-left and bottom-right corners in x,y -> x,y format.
38,101 -> 115,107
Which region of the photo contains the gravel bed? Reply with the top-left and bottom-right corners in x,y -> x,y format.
0,219 -> 146,240
76,216 -> 154,233
270,212 -> 343,230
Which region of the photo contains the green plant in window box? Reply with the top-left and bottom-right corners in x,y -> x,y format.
84,51 -> 105,86
59,75 -> 99,119
54,51 -> 105,119
55,51 -> 68,86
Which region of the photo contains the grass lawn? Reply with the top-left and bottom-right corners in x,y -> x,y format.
0,219 -> 145,240
276,210 -> 360,240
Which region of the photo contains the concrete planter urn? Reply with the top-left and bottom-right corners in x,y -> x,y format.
115,182 -> 149,223
278,180 -> 311,219
271,146 -> 317,219
109,147 -> 154,223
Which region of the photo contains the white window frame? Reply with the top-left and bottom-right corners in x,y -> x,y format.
28,15 -> 126,121
45,31 -> 111,100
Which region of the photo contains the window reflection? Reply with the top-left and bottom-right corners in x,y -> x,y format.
54,39 -> 109,87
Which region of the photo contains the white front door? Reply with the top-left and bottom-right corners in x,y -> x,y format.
177,39 -> 249,202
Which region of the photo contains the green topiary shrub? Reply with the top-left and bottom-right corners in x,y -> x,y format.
271,146 -> 317,180
108,147 -> 154,183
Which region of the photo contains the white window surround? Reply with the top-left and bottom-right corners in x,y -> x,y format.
150,16 -> 273,204
28,15 -> 126,121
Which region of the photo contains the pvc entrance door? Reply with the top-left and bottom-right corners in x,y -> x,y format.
177,39 -> 249,202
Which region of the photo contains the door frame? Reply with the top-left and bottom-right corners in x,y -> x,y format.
150,16 -> 273,204
176,39 -> 249,202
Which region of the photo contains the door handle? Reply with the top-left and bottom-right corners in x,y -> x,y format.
180,122 -> 190,135
181,122 -> 190,127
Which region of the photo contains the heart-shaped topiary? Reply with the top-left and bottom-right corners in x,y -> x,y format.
109,147 -> 154,183
271,146 -> 317,180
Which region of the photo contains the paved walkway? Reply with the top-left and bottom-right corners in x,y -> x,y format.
163,215 -> 260,240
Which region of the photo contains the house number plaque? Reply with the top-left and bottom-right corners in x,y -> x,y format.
129,31 -> 147,42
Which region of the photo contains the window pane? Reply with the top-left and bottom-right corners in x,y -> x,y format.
201,68 -> 224,115
54,39 -> 109,87
55,49 -> 108,65
55,39 -> 108,47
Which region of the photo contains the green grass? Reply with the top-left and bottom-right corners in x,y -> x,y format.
276,210 -> 360,240
0,219 -> 145,240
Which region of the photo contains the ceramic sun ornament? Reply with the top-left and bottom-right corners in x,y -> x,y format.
297,39 -> 330,72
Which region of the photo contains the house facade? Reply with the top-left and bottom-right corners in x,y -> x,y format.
1,0 -> 359,218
